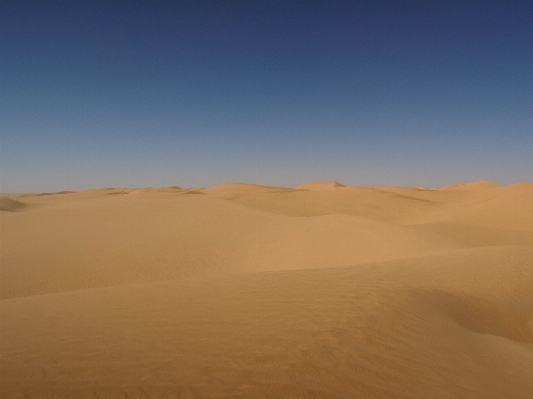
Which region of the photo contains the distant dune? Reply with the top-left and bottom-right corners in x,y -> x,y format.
0,197 -> 28,212
296,181 -> 346,190
1,181 -> 532,398
440,179 -> 501,191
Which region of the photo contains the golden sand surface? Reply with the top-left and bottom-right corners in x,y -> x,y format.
1,181 -> 532,398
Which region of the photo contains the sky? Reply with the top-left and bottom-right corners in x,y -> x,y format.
1,0 -> 532,192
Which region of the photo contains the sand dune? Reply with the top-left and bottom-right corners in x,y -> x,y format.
296,181 -> 346,190
1,181 -> 532,398
440,179 -> 501,191
0,197 -> 28,212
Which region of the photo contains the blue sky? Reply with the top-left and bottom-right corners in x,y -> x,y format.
1,1 -> 532,192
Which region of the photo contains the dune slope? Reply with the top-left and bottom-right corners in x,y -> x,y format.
1,181 -> 532,398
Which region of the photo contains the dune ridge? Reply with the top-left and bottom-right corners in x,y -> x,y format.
1,181 -> 532,398
0,197 -> 28,212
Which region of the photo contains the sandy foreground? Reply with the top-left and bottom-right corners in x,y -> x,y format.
1,180 -> 532,398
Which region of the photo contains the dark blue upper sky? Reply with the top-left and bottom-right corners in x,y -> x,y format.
2,1 -> 532,192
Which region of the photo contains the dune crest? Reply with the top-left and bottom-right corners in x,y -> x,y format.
440,179 -> 501,191
0,197 -> 28,212
296,181 -> 346,190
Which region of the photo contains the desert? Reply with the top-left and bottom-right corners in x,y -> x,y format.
1,180 -> 532,398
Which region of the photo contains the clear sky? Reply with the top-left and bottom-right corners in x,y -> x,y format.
1,1 -> 532,192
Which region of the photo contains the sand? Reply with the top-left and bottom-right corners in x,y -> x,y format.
1,181 -> 532,398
